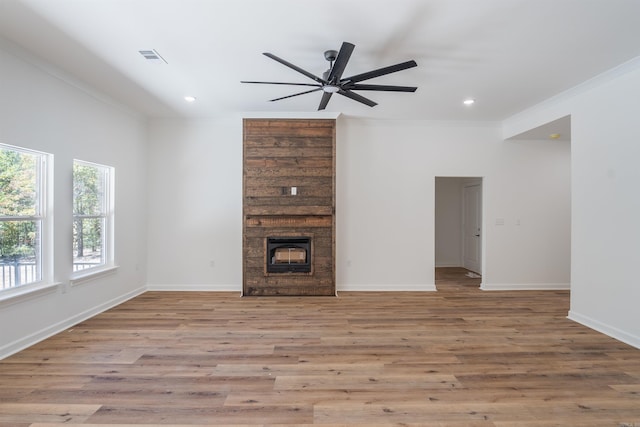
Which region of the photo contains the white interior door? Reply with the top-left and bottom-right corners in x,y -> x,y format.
463,183 -> 482,274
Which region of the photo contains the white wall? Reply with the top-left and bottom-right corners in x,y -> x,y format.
569,65 -> 640,347
503,57 -> 640,348
336,118 -> 570,291
435,177 -> 464,267
0,40 -> 148,358
146,118 -> 243,290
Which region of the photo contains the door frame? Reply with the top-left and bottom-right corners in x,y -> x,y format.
434,176 -> 484,286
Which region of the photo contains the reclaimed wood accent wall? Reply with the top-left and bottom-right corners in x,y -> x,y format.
243,119 -> 336,296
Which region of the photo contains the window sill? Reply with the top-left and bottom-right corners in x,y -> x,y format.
70,265 -> 119,286
0,281 -> 61,307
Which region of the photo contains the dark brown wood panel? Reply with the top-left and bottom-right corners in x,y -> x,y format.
245,206 -> 333,216
245,176 -> 333,187
244,119 -> 334,136
245,216 -> 333,228
243,119 -> 336,296
245,167 -> 334,178
245,157 -> 333,168
245,197 -> 333,208
245,146 -> 333,158
244,136 -> 334,148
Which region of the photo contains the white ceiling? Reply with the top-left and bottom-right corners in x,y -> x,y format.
1,0 -> 639,122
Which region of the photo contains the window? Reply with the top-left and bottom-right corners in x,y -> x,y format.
0,144 -> 48,290
72,160 -> 114,274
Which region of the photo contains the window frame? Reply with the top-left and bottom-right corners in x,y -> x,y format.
71,159 -> 115,281
0,143 -> 51,295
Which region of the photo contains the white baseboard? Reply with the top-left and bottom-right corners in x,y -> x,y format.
146,283 -> 241,292
480,282 -> 570,291
568,310 -> 640,350
337,283 -> 437,292
0,286 -> 146,360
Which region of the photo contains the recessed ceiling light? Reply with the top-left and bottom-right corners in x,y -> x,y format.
184,96 -> 196,103
463,98 -> 475,106
549,133 -> 561,139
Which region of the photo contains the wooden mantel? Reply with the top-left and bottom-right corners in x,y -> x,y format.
242,118 -> 336,296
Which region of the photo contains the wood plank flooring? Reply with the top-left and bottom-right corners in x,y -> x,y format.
1,267 -> 639,426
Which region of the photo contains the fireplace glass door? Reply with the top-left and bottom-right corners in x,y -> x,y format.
266,237 -> 311,273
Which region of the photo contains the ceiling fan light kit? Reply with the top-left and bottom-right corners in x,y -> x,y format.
322,85 -> 340,93
242,41 -> 418,110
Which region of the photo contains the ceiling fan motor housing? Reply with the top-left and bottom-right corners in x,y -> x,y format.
324,50 -> 338,62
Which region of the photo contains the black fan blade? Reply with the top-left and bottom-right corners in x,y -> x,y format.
343,60 -> 417,83
337,89 -> 377,107
269,87 -> 322,102
348,84 -> 417,92
318,92 -> 333,110
263,53 -> 326,84
327,42 -> 355,83
241,81 -> 321,87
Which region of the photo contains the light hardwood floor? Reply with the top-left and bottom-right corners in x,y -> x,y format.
1,267 -> 639,426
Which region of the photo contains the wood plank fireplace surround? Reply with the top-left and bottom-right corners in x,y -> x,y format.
243,119 -> 336,296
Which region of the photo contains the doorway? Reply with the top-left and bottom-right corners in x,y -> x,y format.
435,177 -> 483,286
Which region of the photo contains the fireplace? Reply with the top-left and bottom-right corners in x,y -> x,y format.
266,236 -> 311,273
243,118 -> 335,296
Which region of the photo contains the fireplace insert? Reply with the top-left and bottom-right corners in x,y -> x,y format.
266,236 -> 311,273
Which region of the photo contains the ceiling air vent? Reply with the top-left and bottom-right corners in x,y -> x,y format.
138,49 -> 167,64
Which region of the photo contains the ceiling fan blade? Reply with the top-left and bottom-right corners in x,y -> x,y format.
337,89 -> 378,107
241,81 -> 321,87
348,83 -> 417,92
269,87 -> 322,102
327,42 -> 355,83
263,52 -> 326,84
318,92 -> 333,110
343,60 -> 417,83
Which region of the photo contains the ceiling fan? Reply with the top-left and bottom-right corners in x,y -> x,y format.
241,41 -> 418,110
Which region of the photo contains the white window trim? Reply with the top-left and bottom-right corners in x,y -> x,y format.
0,144 -> 53,295
70,265 -> 119,286
71,159 -> 115,280
0,281 -> 61,307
